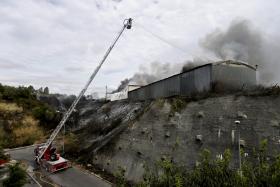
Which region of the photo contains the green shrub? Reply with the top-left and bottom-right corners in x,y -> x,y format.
64,133 -> 80,155
137,142 -> 280,187
187,149 -> 239,187
0,146 -> 8,160
32,105 -> 57,128
170,98 -> 186,115
115,166 -> 127,187
270,155 -> 280,186
138,158 -> 186,187
3,163 -> 27,187
155,99 -> 165,108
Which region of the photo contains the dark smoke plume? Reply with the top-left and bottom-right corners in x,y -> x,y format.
112,62 -> 183,93
181,58 -> 207,73
112,78 -> 130,93
113,19 -> 279,92
113,59 -> 208,93
200,19 -> 279,84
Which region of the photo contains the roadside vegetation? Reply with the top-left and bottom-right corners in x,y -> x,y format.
0,83 -> 60,148
0,146 -> 9,161
237,84 -> 280,97
3,163 -> 27,187
114,140 -> 280,187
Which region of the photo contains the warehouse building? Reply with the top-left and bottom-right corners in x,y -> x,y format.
128,60 -> 257,100
108,85 -> 141,101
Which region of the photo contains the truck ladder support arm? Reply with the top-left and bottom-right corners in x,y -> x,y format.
37,18 -> 132,161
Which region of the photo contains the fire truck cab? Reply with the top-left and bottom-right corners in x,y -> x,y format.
34,145 -> 70,173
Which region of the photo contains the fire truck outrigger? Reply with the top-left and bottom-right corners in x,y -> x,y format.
34,18 -> 132,172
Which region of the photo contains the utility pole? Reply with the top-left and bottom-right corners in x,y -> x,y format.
235,120 -> 242,176
105,85 -> 108,100
62,123 -> 65,155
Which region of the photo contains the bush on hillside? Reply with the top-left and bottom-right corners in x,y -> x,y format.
64,133 -> 80,156
133,141 -> 280,187
0,146 -> 8,160
3,163 -> 27,187
32,105 -> 59,129
115,166 -> 127,187
0,83 -> 59,129
169,98 -> 186,116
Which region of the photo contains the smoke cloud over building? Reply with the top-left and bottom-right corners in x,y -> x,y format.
114,19 -> 279,92
113,62 -> 182,93
200,19 -> 280,84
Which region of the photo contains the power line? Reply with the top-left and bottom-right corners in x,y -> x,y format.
135,22 -> 191,56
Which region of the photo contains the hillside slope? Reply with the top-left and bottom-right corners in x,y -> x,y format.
0,84 -> 60,148
72,92 -> 280,182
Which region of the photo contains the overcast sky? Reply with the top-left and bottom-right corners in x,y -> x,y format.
0,0 -> 279,95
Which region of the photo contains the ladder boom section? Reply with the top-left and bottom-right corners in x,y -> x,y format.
37,18 -> 132,160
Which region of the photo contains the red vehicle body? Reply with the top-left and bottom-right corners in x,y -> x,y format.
34,145 -> 70,173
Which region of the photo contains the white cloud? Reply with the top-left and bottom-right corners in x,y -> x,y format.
0,0 -> 279,94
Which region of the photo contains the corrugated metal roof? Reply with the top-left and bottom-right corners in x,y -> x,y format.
214,60 -> 257,70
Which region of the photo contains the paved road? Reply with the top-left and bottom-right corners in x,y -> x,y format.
7,146 -> 111,187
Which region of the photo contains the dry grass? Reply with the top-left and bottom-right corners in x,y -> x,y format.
0,101 -> 45,147
12,115 -> 44,146
0,102 -> 23,113
21,115 -> 37,126
155,98 -> 165,108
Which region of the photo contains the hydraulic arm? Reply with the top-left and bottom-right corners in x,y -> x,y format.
36,18 -> 132,162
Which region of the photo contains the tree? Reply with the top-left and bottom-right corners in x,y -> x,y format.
27,85 -> 35,93
32,105 -> 57,128
38,87 -> 43,94
3,163 -> 27,187
0,146 -> 8,160
0,83 -> 4,93
43,87 -> 49,95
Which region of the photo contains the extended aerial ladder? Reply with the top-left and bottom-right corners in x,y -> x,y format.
35,18 -> 132,172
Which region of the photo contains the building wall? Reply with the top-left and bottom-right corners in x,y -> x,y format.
128,62 -> 257,101
212,64 -> 256,90
109,85 -> 141,101
128,64 -> 212,100
128,74 -> 181,100
180,64 -> 212,95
